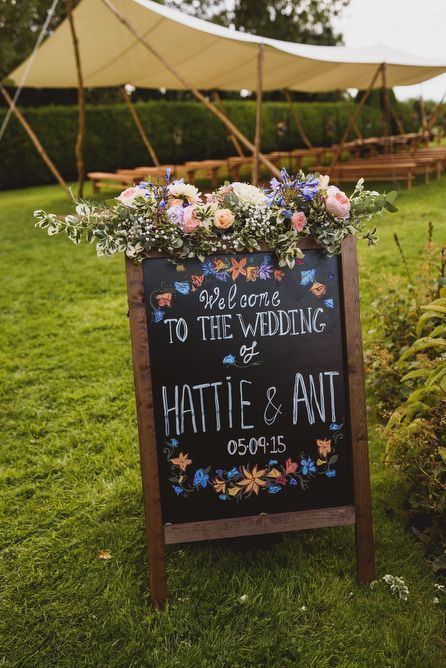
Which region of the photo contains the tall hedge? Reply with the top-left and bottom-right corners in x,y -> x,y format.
0,99 -> 420,190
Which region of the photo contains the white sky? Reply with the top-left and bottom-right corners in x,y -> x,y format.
334,0 -> 446,101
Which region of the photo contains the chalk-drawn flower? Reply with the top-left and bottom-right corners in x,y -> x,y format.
259,259 -> 273,280
309,282 -> 327,297
170,452 -> 192,472
191,274 -> 204,287
276,475 -> 287,485
193,468 -> 209,488
228,257 -> 247,280
153,309 -> 165,323
267,468 -> 281,478
174,281 -> 190,295
169,438 -> 179,448
246,265 -> 259,282
329,423 -> 343,432
300,457 -> 316,475
284,458 -> 298,475
289,477 -> 298,486
212,476 -> 227,494
172,485 -> 184,495
213,258 -> 228,272
228,486 -> 241,497
268,485 -> 282,494
325,470 -> 336,478
317,438 -> 332,458
300,269 -> 316,285
201,260 -> 215,275
223,354 -> 236,365
219,494 -> 229,501
324,298 -> 334,308
215,272 -> 229,282
237,465 -> 268,495
227,467 -> 241,479
156,292 -> 172,307
274,269 -> 284,281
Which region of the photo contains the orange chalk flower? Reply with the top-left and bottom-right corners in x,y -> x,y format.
212,476 -> 227,494
213,258 -> 228,272
309,282 -> 327,297
156,292 -> 172,307
246,265 -> 259,282
284,458 -> 298,474
274,269 -> 284,281
170,452 -> 192,472
237,464 -> 267,495
228,257 -> 247,280
316,438 -> 332,458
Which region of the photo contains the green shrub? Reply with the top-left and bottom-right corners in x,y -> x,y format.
0,99 -> 417,189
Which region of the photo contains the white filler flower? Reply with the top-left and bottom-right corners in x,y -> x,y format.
167,181 -> 201,203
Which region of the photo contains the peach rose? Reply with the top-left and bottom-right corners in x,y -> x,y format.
181,205 -> 200,234
291,211 -> 307,232
167,198 -> 183,209
117,187 -> 140,207
214,208 -> 234,230
325,186 -> 351,219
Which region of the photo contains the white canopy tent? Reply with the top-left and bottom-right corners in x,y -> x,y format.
3,0 -> 446,193
6,0 -> 446,92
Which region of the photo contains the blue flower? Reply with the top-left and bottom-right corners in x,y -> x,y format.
283,209 -> 293,219
193,468 -> 209,488
174,281 -> 190,295
169,438 -> 179,447
223,354 -> 236,365
268,485 -> 282,494
154,309 -> 165,323
325,470 -> 336,478
324,298 -> 334,308
215,271 -> 229,282
329,423 -> 343,432
270,177 -> 280,190
269,459 -> 278,465
172,485 -> 183,495
227,467 -> 240,479
329,272 -> 335,280
201,260 -> 214,275
216,468 -> 224,477
289,477 -> 298,486
165,167 -> 172,182
300,269 -> 316,285
259,257 -> 273,279
219,494 -> 228,501
300,457 -> 316,475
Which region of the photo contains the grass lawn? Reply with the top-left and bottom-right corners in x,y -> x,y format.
1,177 -> 445,667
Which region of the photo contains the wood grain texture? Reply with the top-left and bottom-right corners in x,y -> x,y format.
164,506 -> 356,544
125,257 -> 168,608
340,236 -> 375,583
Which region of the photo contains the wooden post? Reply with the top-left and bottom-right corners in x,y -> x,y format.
126,257 -> 168,608
212,91 -> 244,157
66,0 -> 86,198
99,0 -> 282,180
0,84 -> 68,191
122,87 -> 160,166
381,63 -> 391,153
427,90 -> 446,132
252,43 -> 264,186
283,89 -> 313,149
328,64 -> 382,174
340,236 -> 375,583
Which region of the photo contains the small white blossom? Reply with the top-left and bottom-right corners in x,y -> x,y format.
239,594 -> 248,603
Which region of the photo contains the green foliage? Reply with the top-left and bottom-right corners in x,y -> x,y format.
0,99 -> 414,190
168,0 -> 350,45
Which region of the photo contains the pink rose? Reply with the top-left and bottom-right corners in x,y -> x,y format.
291,211 -> 307,232
325,186 -> 351,219
181,205 -> 200,234
117,187 -> 140,207
214,208 -> 234,230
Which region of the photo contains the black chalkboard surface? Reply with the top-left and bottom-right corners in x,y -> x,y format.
144,250 -> 353,526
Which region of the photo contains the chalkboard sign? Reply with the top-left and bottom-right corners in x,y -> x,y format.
125,237 -> 374,607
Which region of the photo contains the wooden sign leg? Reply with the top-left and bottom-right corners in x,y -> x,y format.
125,257 -> 168,607
340,237 -> 375,583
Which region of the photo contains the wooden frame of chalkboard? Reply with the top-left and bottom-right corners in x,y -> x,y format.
125,236 -> 374,608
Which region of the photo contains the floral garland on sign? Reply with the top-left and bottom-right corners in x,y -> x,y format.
34,169 -> 397,267
163,422 -> 344,502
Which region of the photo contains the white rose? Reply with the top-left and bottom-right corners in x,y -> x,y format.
231,182 -> 267,206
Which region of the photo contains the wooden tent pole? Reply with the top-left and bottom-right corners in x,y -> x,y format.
66,0 -> 86,198
381,63 -> 390,153
427,90 -> 446,132
329,64 -> 382,174
212,91 -> 244,157
283,89 -> 313,149
353,121 -> 363,141
0,84 -> 68,191
99,0 -> 281,179
122,87 -> 160,166
252,43 -> 264,186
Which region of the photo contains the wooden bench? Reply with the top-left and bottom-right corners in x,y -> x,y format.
183,160 -> 227,188
314,161 -> 417,189
339,155 -> 437,184
87,171 -> 143,193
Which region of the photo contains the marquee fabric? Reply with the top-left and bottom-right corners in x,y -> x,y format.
6,0 -> 446,91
